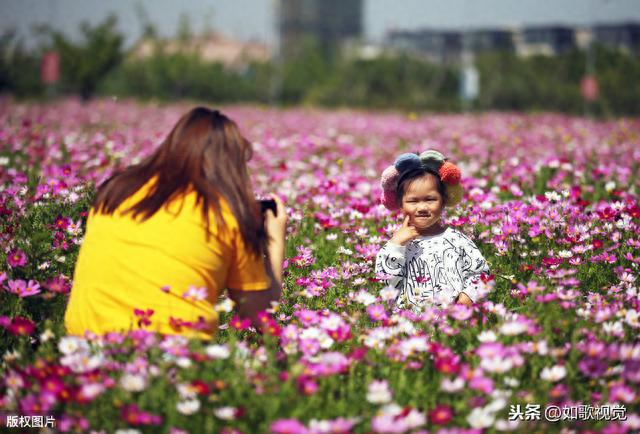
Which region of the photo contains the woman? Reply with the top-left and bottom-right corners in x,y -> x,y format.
64,107 -> 286,339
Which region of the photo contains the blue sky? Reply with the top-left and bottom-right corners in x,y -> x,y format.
1,0 -> 639,48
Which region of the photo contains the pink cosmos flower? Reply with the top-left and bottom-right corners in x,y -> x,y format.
299,338 -> 321,356
578,357 -> 608,378
297,376 -> 318,395
182,285 -> 208,301
434,356 -> 461,375
54,215 -> 70,229
7,249 -> 27,268
40,376 -> 65,396
270,418 -> 309,434
308,417 -> 359,433
468,376 -> 494,394
6,279 -> 26,295
609,383 -> 636,403
121,403 -> 163,426
44,275 -> 71,293
449,304 -> 473,321
367,304 -> 388,322
6,279 -> 40,297
429,404 -> 454,425
133,308 -> 154,328
295,309 -> 320,326
5,316 -> 36,336
229,315 -> 251,330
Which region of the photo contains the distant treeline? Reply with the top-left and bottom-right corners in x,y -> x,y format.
1,15 -> 639,116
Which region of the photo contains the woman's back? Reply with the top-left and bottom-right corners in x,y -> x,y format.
65,177 -> 269,339
64,107 -> 287,339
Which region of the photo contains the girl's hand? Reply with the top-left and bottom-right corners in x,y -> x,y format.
390,216 -> 420,246
456,292 -> 473,306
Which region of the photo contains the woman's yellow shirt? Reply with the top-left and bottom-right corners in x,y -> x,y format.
64,179 -> 269,340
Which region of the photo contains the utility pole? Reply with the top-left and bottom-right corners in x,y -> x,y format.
270,0 -> 283,106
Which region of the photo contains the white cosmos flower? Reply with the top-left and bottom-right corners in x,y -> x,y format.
205,344 -> 230,359
540,365 -> 567,382
495,419 -> 521,431
398,336 -> 429,357
176,383 -> 197,399
300,327 -> 321,340
214,298 -> 235,313
503,377 -> 520,388
320,315 -> 343,330
485,398 -> 507,413
366,380 -> 392,404
355,290 -> 377,306
214,406 -> 237,420
403,408 -> 426,429
120,374 -> 146,392
58,336 -> 89,355
544,191 -> 562,202
480,356 -> 513,373
467,407 -> 496,429
499,321 -> 528,336
441,377 -> 465,393
603,321 -> 624,336
318,333 -> 334,349
175,357 -> 192,368
395,317 -> 416,334
625,310 -> 639,328
80,383 -> 106,400
477,330 -> 498,342
39,329 -> 55,342
177,398 -> 201,415
379,286 -> 399,302
337,246 -> 353,255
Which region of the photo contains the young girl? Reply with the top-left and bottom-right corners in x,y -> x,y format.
375,150 -> 489,311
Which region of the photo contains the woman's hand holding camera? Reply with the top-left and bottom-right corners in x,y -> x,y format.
263,194 -> 287,285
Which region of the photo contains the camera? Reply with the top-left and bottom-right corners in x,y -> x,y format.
258,199 -> 277,216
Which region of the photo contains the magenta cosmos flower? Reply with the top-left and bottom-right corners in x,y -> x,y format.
270,418 -> 309,434
7,249 -> 27,268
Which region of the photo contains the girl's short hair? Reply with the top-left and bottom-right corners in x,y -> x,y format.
396,167 -> 447,204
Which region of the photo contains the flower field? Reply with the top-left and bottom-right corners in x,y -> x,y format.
0,98 -> 639,433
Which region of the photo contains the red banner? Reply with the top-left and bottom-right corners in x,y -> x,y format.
581,75 -> 599,101
41,51 -> 60,85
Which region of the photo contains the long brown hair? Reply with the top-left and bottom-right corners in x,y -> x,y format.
93,107 -> 264,255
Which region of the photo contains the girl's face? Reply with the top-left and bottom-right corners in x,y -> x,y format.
400,174 -> 444,234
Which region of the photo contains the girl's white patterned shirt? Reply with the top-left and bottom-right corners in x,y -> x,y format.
375,226 -> 490,310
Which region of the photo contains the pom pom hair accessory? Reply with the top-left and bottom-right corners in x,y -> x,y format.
379,150 -> 463,210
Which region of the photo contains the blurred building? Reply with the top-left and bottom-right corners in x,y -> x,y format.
386,28 -> 513,64
593,22 -> 640,55
386,29 -> 463,64
131,32 -> 271,71
278,0 -> 363,59
514,25 -> 577,57
465,29 -> 515,53
385,22 -> 640,64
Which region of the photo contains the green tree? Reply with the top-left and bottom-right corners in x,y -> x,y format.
0,31 -> 44,97
45,15 -> 123,100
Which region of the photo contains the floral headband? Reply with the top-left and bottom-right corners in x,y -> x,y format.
380,150 -> 463,210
